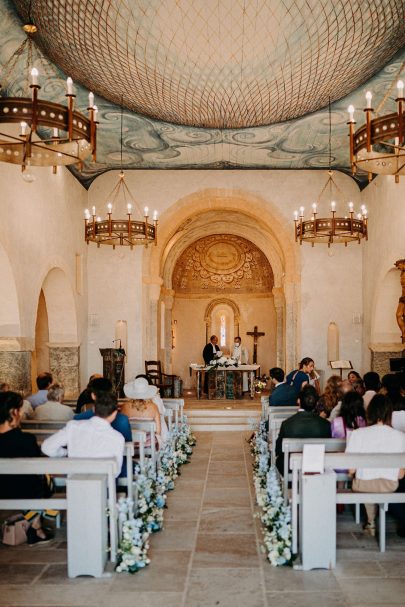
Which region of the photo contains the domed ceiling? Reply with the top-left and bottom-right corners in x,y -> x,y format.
1,0 -> 404,186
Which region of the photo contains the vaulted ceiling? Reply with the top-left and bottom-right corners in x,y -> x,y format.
1,0 -> 405,187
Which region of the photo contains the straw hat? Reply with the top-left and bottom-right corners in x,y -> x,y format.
123,377 -> 158,400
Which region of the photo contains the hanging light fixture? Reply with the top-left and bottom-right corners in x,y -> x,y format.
347,76 -> 404,182
0,19 -> 97,174
84,104 -> 158,249
294,99 -> 368,247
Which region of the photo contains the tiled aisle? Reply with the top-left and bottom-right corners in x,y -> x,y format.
1,432 -> 405,606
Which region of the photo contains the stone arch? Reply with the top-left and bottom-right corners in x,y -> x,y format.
204,298 -> 241,343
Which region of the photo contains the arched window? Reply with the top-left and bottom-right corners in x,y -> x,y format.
220,314 -> 226,347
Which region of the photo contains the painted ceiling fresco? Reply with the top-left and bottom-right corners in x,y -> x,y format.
0,0 -> 404,187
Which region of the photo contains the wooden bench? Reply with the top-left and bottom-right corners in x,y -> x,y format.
0,457 -> 118,574
290,452 -> 405,554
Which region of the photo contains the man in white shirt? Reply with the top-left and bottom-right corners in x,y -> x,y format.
41,393 -> 124,477
34,384 -> 74,422
232,337 -> 249,391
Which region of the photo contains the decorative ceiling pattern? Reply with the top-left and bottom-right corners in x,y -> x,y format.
172,234 -> 274,294
0,0 -> 404,187
12,0 -> 405,129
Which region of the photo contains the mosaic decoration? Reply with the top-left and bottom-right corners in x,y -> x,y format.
0,0 -> 404,187
172,234 -> 274,294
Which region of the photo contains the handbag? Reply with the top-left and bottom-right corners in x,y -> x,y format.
1,514 -> 30,546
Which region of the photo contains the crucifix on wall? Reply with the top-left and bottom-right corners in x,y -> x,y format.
246,325 -> 265,364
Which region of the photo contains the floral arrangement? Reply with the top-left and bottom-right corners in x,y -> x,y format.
253,374 -> 269,393
250,422 -> 293,567
116,415 -> 196,573
206,355 -> 239,370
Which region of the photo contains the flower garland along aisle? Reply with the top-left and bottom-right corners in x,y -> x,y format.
116,414 -> 197,573
250,421 -> 293,567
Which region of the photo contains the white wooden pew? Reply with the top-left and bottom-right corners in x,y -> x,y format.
130,420 -> 158,470
0,457 -> 118,572
290,452 -> 405,555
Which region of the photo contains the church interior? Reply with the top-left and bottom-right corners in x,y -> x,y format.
0,0 -> 405,604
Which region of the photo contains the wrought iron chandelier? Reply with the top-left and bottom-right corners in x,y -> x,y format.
0,20 -> 97,174
294,100 -> 368,246
84,106 -> 158,249
347,77 -> 404,182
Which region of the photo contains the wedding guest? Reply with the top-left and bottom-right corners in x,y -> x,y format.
381,373 -> 405,410
275,385 -> 331,474
120,378 -> 162,446
331,391 -> 366,439
269,368 -> 297,406
346,394 -> 405,536
202,335 -> 221,394
328,380 -> 354,421
286,357 -> 315,396
42,392 -> 124,478
75,373 -> 103,413
348,370 -> 362,385
362,371 -> 381,409
26,372 -> 53,408
34,384 -> 73,421
316,375 -> 342,418
0,391 -> 53,544
0,383 -> 33,420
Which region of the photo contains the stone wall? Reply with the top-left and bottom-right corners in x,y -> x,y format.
0,351 -> 31,394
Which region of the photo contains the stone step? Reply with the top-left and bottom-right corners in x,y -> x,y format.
185,408 -> 260,431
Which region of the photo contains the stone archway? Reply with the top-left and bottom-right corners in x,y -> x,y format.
34,267 -> 79,398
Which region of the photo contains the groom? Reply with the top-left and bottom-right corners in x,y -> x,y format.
202,335 -> 221,395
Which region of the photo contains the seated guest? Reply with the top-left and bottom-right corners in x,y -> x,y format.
34,384 -> 73,421
362,371 -> 381,409
381,373 -> 405,410
328,380 -> 354,421
42,393 -> 124,478
26,372 -> 53,408
120,378 -> 162,446
348,370 -> 362,385
0,391 -> 53,544
75,373 -> 103,414
269,367 -> 297,406
0,382 -> 33,419
135,375 -> 169,444
331,391 -> 366,439
346,394 -> 405,536
286,357 -> 315,396
275,385 -> 331,474
316,375 -> 342,418
352,378 -> 365,397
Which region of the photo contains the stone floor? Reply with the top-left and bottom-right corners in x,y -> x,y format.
1,431 -> 405,606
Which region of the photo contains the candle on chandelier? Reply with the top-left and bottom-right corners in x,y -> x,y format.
312,203 -> 317,213
331,201 -> 336,212
97,216 -> 101,222
107,203 -> 112,214
30,67 -> 39,86
84,209 -> 90,220
144,206 -> 149,217
92,206 -> 96,216
299,206 -> 304,217
397,80 -> 404,98
153,210 -> 158,221
347,105 -> 355,122
93,105 -> 98,120
293,210 -> 298,221
66,77 -> 74,95
20,122 -> 27,136
127,203 -> 132,214
365,91 -> 372,109
88,92 -> 95,108
348,201 -> 354,213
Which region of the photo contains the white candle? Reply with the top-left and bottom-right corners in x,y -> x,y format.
30,67 -> 39,86
88,92 -> 94,108
96,216 -> 101,222
84,209 -> 90,220
331,201 -> 336,212
66,77 -> 74,95
153,210 -> 158,221
127,203 -> 132,213
348,201 -> 354,212
20,122 -> 27,136
92,206 -> 96,216
347,105 -> 355,122
357,213 -> 362,220
312,203 -> 317,213
144,206 -> 149,216
294,210 -> 298,220
365,91 -> 372,109
107,203 -> 112,213
93,105 -> 98,120
397,80 -> 404,98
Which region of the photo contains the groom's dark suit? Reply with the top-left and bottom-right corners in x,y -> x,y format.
202,342 -> 220,394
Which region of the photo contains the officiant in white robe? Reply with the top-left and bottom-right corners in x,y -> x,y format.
232,336 -> 249,392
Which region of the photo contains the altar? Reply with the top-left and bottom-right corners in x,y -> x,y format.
189,364 -> 260,400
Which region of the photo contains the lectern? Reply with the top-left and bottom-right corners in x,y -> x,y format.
99,348 -> 125,397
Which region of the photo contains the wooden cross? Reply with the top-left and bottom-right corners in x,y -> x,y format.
246,325 -> 265,364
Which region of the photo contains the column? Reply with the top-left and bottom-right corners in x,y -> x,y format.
143,275 -> 163,362
0,338 -> 32,394
272,287 -> 285,369
162,288 -> 175,373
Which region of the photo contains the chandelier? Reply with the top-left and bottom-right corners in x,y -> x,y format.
84,106 -> 158,249
347,78 -> 404,182
294,100 -> 368,246
0,21 -> 97,174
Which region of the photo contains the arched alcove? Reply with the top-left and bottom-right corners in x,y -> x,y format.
35,290 -> 50,374
0,243 -> 20,338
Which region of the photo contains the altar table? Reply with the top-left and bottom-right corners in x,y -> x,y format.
189,364 -> 260,400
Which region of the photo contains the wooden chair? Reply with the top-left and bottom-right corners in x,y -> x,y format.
144,360 -> 176,397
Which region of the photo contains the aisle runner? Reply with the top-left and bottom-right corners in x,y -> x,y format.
250,421 -> 293,566
116,417 -> 196,573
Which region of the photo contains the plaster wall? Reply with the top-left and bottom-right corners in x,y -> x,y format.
172,295 -> 277,389
0,161 -> 88,387
361,176 -> 405,370
88,169 -> 363,378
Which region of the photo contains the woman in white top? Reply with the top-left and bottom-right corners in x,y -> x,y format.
346,394 -> 405,535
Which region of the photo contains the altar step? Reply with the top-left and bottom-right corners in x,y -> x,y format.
185,408 -> 261,431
